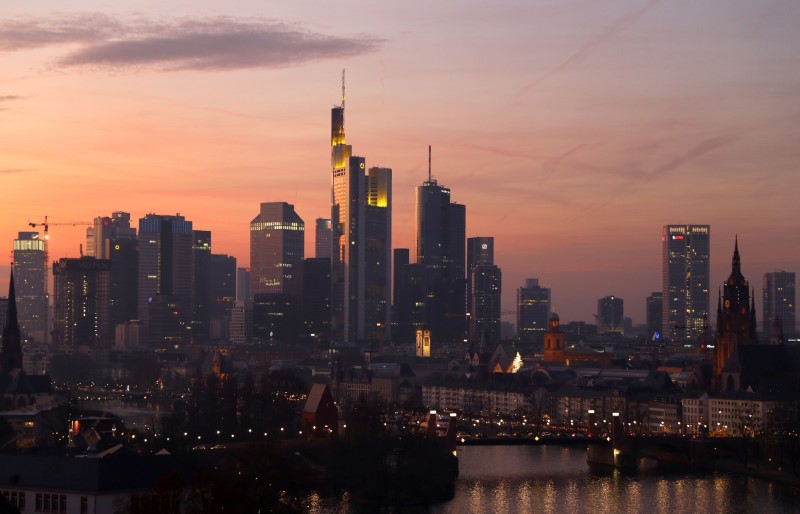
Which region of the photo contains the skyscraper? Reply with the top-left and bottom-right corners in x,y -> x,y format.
315,218 -> 332,259
662,225 -> 710,342
192,230 -> 212,342
87,212 -> 137,259
597,295 -> 624,335
646,292 -> 663,340
467,237 -> 499,341
517,278 -> 551,343
209,254 -> 237,340
329,80 -> 392,344
763,271 -> 795,341
138,214 -> 194,346
250,202 -> 304,299
52,257 -> 111,348
414,155 -> 466,343
250,202 -> 304,341
13,232 -> 47,342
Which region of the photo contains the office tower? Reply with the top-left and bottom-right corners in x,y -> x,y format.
662,225 -> 710,342
414,156 -> 466,343
236,267 -> 250,305
470,263 -> 502,343
393,249 -> 411,340
12,232 -> 48,342
249,202 -> 304,340
52,257 -> 111,348
467,237 -> 500,342
329,82 -> 392,345
597,295 -> 624,334
138,214 -> 194,346
192,230 -> 212,342
517,278 -> 551,343
315,218 -> 332,259
763,271 -> 795,341
87,213 -> 138,330
209,254 -> 236,340
87,212 -> 137,259
250,202 -> 304,299
301,258 -> 331,342
646,292 -> 663,340
229,303 -> 246,344
364,166 -> 392,344
714,238 -> 758,390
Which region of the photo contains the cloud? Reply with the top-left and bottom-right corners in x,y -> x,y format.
0,15 -> 383,71
517,0 -> 661,97
0,95 -> 22,101
0,168 -> 34,174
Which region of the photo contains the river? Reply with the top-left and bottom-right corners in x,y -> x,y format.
308,444 -> 800,513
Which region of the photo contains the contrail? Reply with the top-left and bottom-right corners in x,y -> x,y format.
516,0 -> 661,98
538,143 -> 587,186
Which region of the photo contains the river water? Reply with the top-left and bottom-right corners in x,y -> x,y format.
310,444 -> 800,513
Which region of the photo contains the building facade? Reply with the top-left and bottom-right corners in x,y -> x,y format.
12,232 -> 48,342
52,257 -> 111,348
662,225 -> 710,342
762,271 -> 795,342
517,278 -> 551,343
597,295 -> 624,335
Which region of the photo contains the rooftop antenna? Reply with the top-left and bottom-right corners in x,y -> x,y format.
341,68 -> 346,110
428,145 -> 432,182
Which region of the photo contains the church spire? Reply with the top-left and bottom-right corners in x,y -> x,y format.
2,269 -> 23,373
732,235 -> 741,277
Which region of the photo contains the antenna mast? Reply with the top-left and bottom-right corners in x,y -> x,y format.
341,68 -> 346,109
428,145 -> 432,182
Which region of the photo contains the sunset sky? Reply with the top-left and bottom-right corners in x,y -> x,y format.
2,0 -> 799,326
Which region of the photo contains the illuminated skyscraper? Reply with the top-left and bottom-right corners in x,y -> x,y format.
517,278 -> 551,343
138,214 -> 194,346
52,257 -> 111,348
763,271 -> 795,341
662,225 -> 710,342
330,78 -> 391,344
12,232 -> 47,342
646,292 -> 663,340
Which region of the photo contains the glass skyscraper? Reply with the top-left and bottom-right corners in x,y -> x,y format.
662,224 -> 710,342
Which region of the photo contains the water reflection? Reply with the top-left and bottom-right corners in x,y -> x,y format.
312,445 -> 799,514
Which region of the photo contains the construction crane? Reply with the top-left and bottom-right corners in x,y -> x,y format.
26,216 -> 93,304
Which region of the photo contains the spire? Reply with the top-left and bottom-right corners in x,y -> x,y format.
428,145 -> 432,182
732,235 -> 741,277
5,269 -> 18,332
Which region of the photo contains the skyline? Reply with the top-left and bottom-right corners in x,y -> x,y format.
2,0 -> 799,325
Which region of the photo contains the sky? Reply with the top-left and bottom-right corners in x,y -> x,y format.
1,0 -> 799,326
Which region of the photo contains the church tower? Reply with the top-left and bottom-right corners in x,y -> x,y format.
1,270 -> 23,374
543,312 -> 565,363
714,237 -> 758,390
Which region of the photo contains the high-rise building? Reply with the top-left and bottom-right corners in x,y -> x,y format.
646,292 -> 663,341
209,254 -> 236,340
315,218 -> 332,259
250,202 -> 304,341
715,238 -> 758,390
597,295 -> 624,334
414,157 -> 466,343
662,225 -> 710,342
87,212 -> 137,259
763,271 -> 795,341
52,257 -> 111,348
192,230 -> 212,342
236,267 -> 250,305
329,82 -> 392,344
517,278 -> 551,343
250,202 -> 304,299
467,237 -> 500,342
13,232 -> 47,342
301,258 -> 331,342
470,263 -> 502,343
137,214 -> 194,346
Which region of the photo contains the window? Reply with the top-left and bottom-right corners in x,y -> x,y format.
59,495 -> 67,513
80,497 -> 88,514
36,493 -> 42,512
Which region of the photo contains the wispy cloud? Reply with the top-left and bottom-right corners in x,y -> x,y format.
0,168 -> 34,174
0,95 -> 22,101
517,0 -> 661,97
0,15 -> 383,72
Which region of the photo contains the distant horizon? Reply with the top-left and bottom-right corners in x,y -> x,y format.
2,0 -> 798,327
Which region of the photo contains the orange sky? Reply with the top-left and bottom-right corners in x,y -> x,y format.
1,1 -> 799,325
